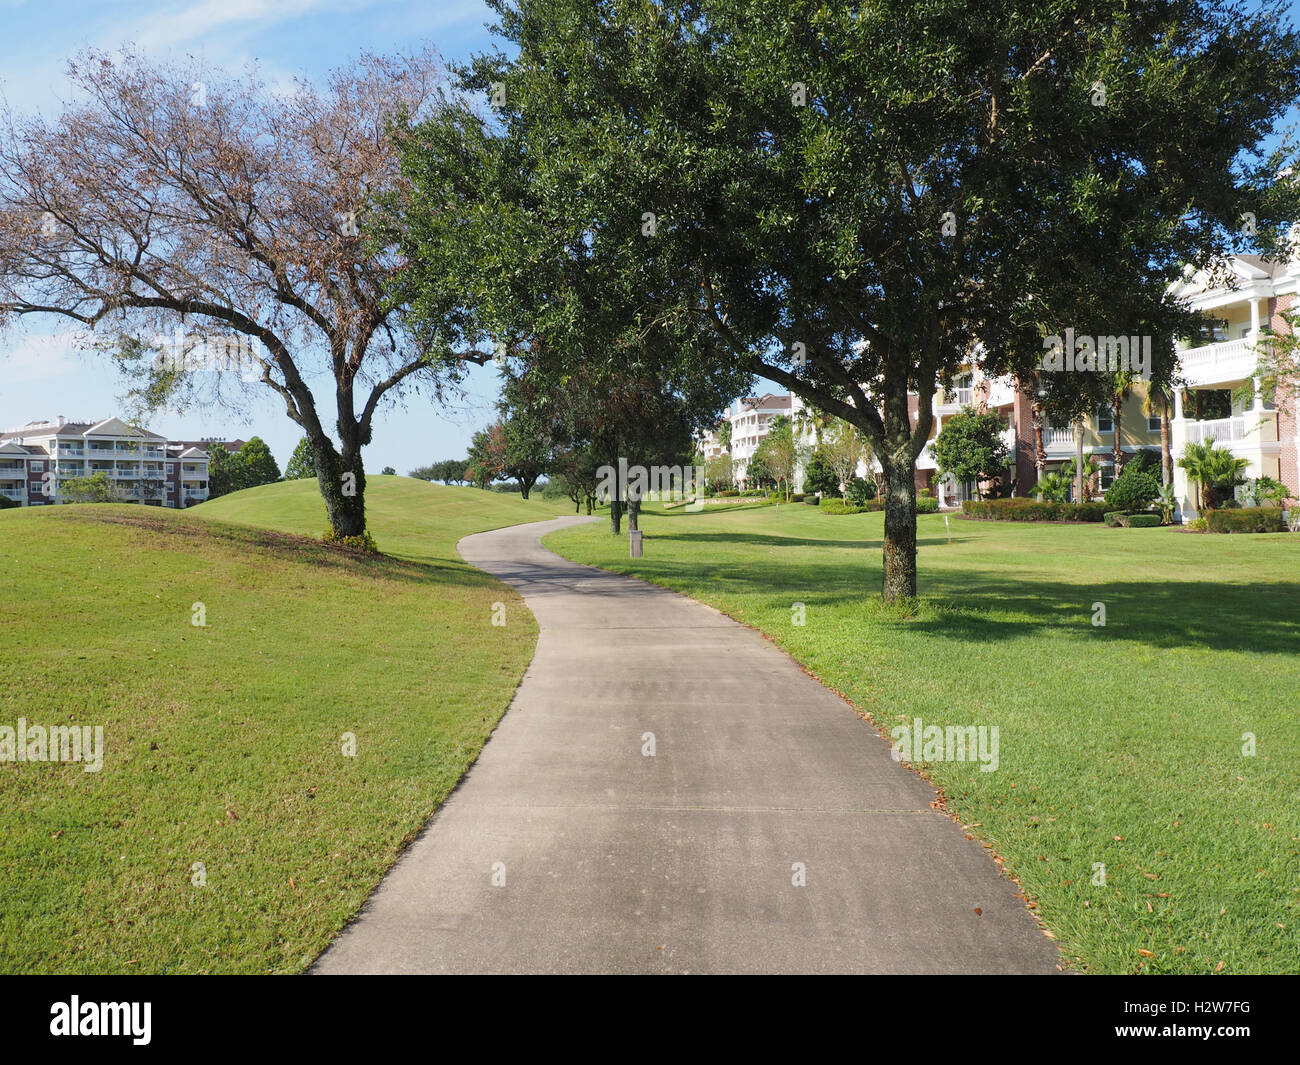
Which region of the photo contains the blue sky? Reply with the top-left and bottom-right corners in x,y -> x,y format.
0,0 -> 506,472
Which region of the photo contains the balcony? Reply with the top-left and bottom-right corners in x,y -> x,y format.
55,447 -> 84,456
1178,337 -> 1257,389
1045,426 -> 1076,449
0,464 -> 26,475
1,488 -> 24,501
1183,416 -> 1247,445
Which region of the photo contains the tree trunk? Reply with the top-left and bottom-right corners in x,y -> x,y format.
609,498 -> 623,534
1074,422 -> 1085,503
881,459 -> 917,602
1160,391 -> 1173,487
311,432 -> 366,537
1112,392 -> 1124,473
1032,406 -> 1046,495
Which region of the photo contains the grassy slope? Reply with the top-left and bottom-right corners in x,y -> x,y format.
546,503 -> 1300,974
0,478 -> 567,974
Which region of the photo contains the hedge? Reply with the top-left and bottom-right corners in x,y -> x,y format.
820,497 -> 936,516
1205,507 -> 1286,533
962,498 -> 1108,522
803,495 -> 821,505
1124,514 -> 1163,528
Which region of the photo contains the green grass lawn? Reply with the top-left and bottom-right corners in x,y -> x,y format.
0,478 -> 567,974
545,502 -> 1300,974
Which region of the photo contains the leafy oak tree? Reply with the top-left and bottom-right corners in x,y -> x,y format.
930,408 -> 1012,497
460,0 -> 1300,601
284,437 -> 318,481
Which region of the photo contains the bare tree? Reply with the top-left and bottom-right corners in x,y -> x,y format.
824,418 -> 870,500
0,48 -> 489,537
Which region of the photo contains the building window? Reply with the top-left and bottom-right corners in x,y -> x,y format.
1148,413 -> 1162,432
1096,405 -> 1113,433
1195,319 -> 1229,344
31,461 -> 43,471
1099,462 -> 1117,490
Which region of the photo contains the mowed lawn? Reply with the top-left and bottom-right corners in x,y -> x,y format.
0,478 -> 567,974
545,503 -> 1300,974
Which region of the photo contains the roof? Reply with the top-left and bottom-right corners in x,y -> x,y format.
737,393 -> 792,414
169,439 -> 247,455
1235,254 -> 1292,279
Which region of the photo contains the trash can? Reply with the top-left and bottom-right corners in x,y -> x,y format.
629,529 -> 643,557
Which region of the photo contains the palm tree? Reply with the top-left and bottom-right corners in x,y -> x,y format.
1178,439 -> 1214,512
1178,439 -> 1248,510
1154,481 -> 1178,525
792,401 -> 832,448
1073,418 -> 1087,502
1109,370 -> 1135,475
1143,382 -> 1175,488
1202,447 -> 1250,508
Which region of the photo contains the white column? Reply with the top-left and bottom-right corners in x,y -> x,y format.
1250,298 -> 1262,337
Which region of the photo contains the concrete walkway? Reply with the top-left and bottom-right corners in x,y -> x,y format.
314,516 -> 1060,974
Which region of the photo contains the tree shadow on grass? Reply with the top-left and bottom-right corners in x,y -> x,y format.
78,507 -> 502,592
613,548 -> 1300,655
644,530 -> 969,551
907,576 -> 1300,654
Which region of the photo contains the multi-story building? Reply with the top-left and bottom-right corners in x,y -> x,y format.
0,416 -> 213,508
700,393 -> 792,486
702,251 -> 1299,513
1165,254 -> 1299,517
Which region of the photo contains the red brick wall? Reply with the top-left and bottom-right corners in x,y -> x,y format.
1013,388 -> 1038,496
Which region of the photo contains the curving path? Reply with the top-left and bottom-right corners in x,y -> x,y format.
314,515 -> 1060,974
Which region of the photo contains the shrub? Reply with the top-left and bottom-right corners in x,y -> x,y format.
0,495 -> 19,510
961,499 -> 1107,522
846,477 -> 876,505
803,495 -> 821,505
819,498 -> 866,515
1104,467 -> 1160,511
1124,449 -> 1163,476
1103,511 -> 1127,527
821,497 -> 933,515
321,529 -> 380,553
1125,514 -> 1163,528
1186,517 -> 1208,531
1205,507 -> 1286,533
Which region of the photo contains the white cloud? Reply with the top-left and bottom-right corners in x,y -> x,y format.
0,328 -> 90,383
129,0 -> 341,51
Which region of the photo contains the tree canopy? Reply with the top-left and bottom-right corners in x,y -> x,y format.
450,0 -> 1300,600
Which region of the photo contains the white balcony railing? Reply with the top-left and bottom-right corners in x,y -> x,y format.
1183,416 -> 1248,444
1179,337 -> 1256,388
1045,426 -> 1076,447
1,488 -> 24,500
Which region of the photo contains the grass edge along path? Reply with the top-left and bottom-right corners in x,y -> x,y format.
543,502 -> 1300,975
0,479 -> 568,973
